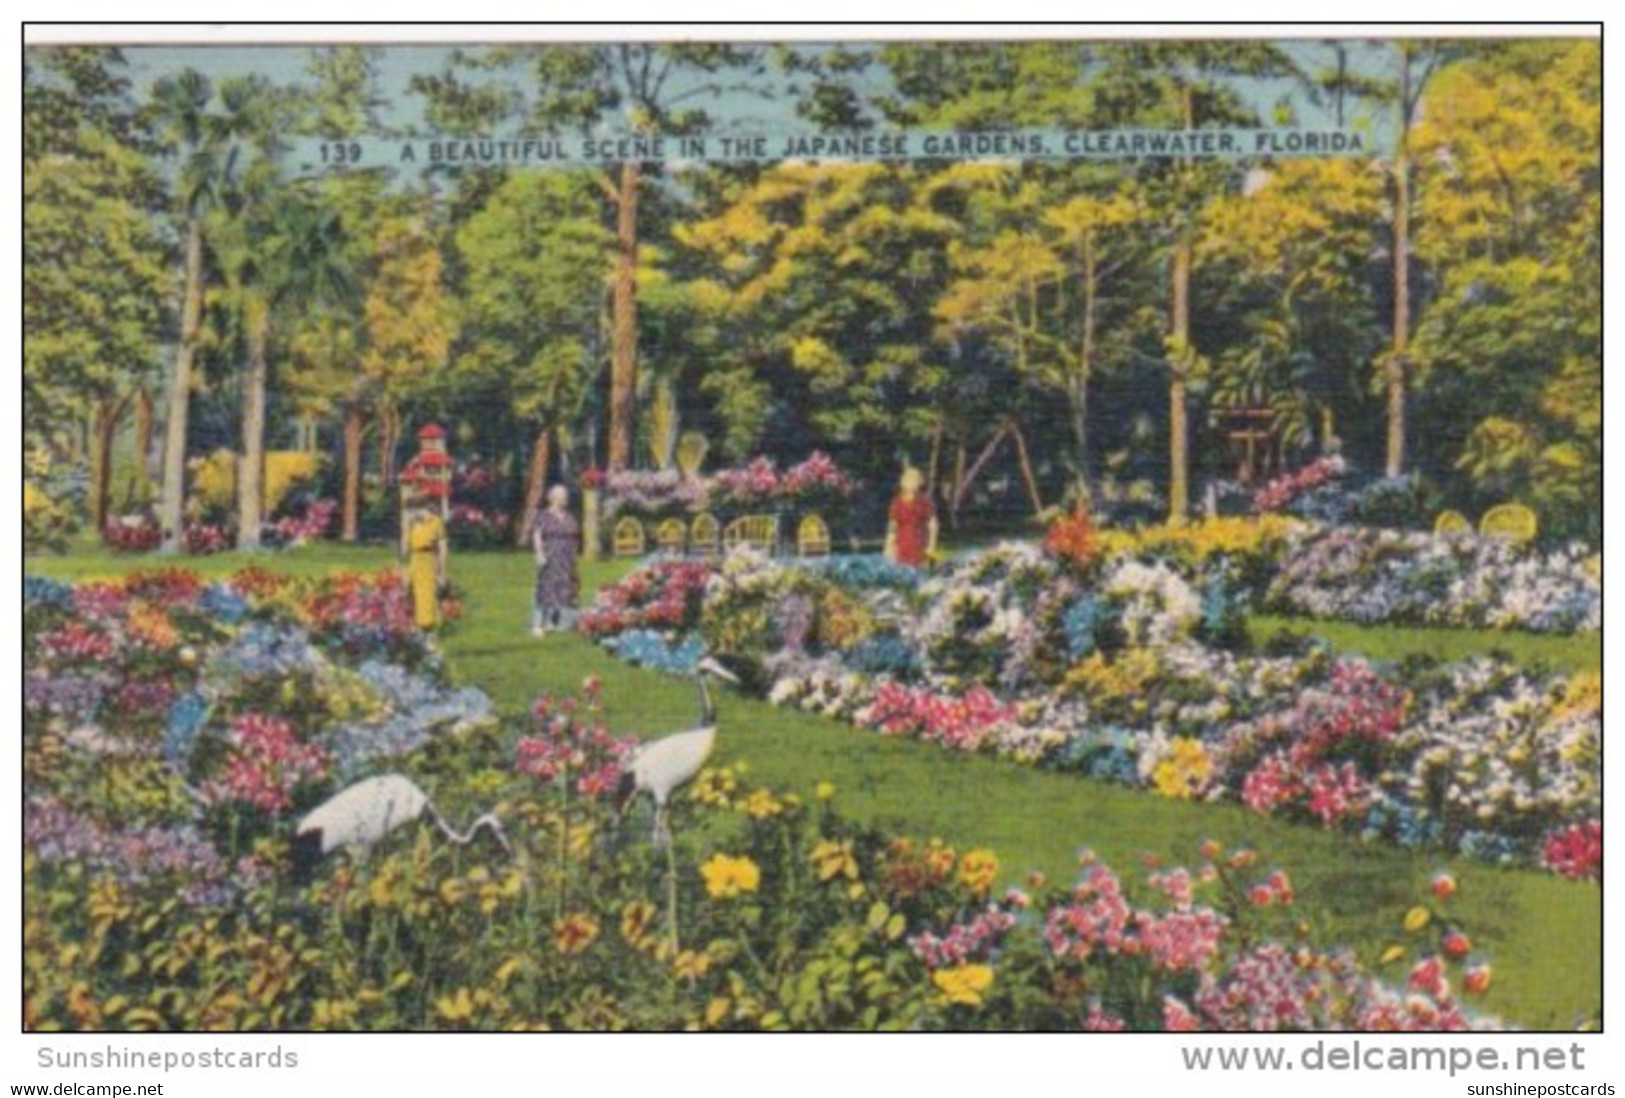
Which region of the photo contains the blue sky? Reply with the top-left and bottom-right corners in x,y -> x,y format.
114,38 -> 1406,147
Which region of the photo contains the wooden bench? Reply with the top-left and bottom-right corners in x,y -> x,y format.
612,516 -> 647,557
655,517 -> 687,555
723,514 -> 779,555
797,512 -> 831,557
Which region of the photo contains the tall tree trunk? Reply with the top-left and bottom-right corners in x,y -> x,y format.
516,425 -> 553,548
608,160 -> 641,471
1168,233 -> 1192,525
238,301 -> 270,550
159,217 -> 205,553
1072,236 -> 1098,491
378,402 -> 400,489
89,398 -> 118,534
1387,50 -> 1413,478
133,386 -> 153,501
342,401 -> 364,542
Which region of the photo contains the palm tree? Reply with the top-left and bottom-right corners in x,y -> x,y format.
146,69 -> 253,554
215,176 -> 352,550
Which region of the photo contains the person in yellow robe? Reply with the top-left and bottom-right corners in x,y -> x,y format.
402,493 -> 448,630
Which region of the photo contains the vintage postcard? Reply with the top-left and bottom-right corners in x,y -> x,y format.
21,26 -> 1601,1052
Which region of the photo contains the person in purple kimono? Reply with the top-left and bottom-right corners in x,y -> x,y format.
531,484 -> 581,636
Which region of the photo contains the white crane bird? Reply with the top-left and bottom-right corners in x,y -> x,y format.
291,773 -> 512,881
615,656 -> 740,846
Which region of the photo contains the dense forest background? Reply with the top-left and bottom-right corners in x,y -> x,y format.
23,39 -> 1601,549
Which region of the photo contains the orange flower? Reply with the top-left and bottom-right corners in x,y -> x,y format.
553,914 -> 600,955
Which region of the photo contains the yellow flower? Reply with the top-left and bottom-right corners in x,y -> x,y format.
553,914 -> 600,955
1152,738 -> 1214,800
932,964 -> 994,1007
811,839 -> 859,883
1403,906 -> 1432,933
435,987 -> 477,1022
957,849 -> 1000,896
701,854 -> 761,899
672,948 -> 712,980
620,900 -> 657,946
741,789 -> 783,819
127,605 -> 179,651
690,766 -> 739,808
923,839 -> 956,880
815,781 -> 836,801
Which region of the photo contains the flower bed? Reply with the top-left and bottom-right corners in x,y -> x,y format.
597,451 -> 859,525
1264,525 -> 1600,633
23,664 -> 1505,1030
581,544 -> 1600,874
24,567 -> 493,909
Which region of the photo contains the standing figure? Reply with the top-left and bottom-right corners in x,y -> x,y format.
403,492 -> 448,631
532,484 -> 581,636
884,465 -> 938,567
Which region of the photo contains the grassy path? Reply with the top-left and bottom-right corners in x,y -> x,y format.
29,545 -> 1602,1028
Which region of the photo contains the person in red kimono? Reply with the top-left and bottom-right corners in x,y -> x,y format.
884,465 -> 938,567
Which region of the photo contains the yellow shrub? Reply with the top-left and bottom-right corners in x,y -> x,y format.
189,450 -> 238,513
187,450 -> 323,516
265,452 -> 322,515
1096,515 -> 1300,568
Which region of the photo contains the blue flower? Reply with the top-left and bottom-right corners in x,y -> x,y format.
1061,596 -> 1103,661
163,692 -> 210,767
199,583 -> 249,625
602,629 -> 706,675
844,634 -> 921,679
24,575 -> 73,609
813,554 -> 921,592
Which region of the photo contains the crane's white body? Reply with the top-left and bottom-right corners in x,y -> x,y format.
630,725 -> 717,810
292,773 -> 511,879
620,657 -> 737,844
296,774 -> 431,854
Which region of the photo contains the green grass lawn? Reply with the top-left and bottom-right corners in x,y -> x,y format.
27,544 -> 1603,1029
1251,615 -> 1601,675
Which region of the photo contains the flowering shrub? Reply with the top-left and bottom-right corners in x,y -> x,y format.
182,520 -> 234,555
855,681 -> 1016,752
103,514 -> 163,553
269,498 -> 338,546
515,680 -> 635,799
205,713 -> 331,815
710,456 -> 781,510
1266,525 -> 1599,633
578,560 -> 712,639
1042,507 -> 1098,570
1542,821 -> 1601,882
600,453 -> 858,522
1253,455 -> 1347,513
448,502 -> 512,548
778,451 -> 857,510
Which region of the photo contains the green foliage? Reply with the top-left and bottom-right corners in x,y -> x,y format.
1413,41 -> 1600,542
449,172 -> 610,423
24,133 -> 167,462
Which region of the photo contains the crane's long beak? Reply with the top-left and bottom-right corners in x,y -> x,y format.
700,657 -> 741,685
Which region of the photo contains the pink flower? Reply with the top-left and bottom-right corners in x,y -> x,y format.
1543,820 -> 1601,881
1163,996 -> 1202,1031
209,714 -> 329,815
1408,955 -> 1447,999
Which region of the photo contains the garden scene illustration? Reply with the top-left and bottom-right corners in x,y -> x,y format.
22,37 -> 1600,1031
